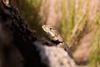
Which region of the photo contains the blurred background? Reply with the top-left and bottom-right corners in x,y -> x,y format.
12,0 -> 100,67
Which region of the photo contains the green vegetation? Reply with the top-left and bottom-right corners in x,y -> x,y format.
13,0 -> 44,38
57,0 -> 91,47
59,0 -> 100,66
89,4 -> 100,66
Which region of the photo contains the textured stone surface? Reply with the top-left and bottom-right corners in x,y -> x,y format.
34,41 -> 77,67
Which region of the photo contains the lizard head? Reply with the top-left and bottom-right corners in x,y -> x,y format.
42,25 -> 58,41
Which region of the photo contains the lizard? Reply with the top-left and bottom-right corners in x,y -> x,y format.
42,25 -> 73,58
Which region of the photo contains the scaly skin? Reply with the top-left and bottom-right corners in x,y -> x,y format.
42,25 -> 73,58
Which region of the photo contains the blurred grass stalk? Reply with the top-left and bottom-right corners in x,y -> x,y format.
59,0 -> 90,47
89,2 -> 100,66
59,0 -> 100,66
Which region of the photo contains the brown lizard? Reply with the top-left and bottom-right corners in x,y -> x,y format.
42,25 -> 73,58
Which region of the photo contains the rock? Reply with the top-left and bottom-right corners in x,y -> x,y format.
34,41 -> 77,67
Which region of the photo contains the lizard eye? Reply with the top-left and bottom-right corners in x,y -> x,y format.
50,28 -> 52,30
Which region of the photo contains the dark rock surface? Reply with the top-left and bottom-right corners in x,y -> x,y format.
0,0 -> 49,67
